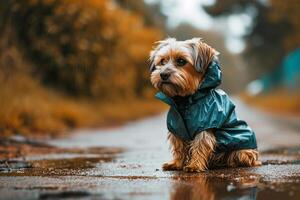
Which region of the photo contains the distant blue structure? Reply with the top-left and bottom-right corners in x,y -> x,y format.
282,47 -> 300,88
247,47 -> 300,95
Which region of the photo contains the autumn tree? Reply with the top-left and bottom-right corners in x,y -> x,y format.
205,0 -> 300,78
1,0 -> 162,99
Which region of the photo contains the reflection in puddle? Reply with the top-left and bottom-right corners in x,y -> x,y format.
0,147 -> 120,177
0,156 -> 114,177
168,166 -> 300,200
170,175 -> 259,200
1,146 -> 300,200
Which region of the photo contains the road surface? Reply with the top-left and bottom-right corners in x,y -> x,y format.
0,98 -> 300,200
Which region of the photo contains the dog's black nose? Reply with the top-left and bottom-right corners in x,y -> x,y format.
160,73 -> 170,80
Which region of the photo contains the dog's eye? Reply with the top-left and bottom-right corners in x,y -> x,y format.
176,58 -> 187,66
160,58 -> 167,66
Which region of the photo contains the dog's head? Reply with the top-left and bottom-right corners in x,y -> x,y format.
149,38 -> 219,97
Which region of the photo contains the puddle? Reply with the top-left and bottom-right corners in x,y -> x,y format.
1,144 -> 300,200
169,175 -> 300,200
0,145 -> 123,177
39,191 -> 96,200
165,161 -> 300,200
261,147 -> 300,165
0,154 -> 118,177
0,160 -> 32,172
170,176 -> 259,200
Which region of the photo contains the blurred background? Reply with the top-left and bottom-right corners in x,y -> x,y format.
0,0 -> 299,137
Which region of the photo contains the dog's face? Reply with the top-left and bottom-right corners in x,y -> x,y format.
149,38 -> 218,97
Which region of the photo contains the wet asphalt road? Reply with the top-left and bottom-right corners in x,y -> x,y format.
1,98 -> 300,200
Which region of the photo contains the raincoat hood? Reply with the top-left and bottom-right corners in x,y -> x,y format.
198,60 -> 222,91
155,61 -> 257,153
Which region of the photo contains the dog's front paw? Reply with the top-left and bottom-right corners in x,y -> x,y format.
183,165 -> 206,173
254,160 -> 262,166
162,161 -> 182,171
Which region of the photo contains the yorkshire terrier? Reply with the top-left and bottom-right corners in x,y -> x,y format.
149,38 -> 261,172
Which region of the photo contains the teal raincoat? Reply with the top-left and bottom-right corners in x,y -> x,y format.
156,61 -> 257,153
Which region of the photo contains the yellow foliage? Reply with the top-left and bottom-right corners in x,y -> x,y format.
241,90 -> 300,116
0,0 -> 165,136
7,0 -> 162,98
269,0 -> 300,51
0,73 -> 167,136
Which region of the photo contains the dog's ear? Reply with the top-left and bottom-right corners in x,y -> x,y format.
188,38 -> 219,73
149,50 -> 157,72
149,38 -> 176,72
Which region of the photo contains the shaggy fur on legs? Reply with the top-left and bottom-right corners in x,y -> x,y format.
183,136 -> 262,170
163,132 -> 188,171
227,149 -> 262,167
164,130 -> 261,171
210,149 -> 262,168
183,130 -> 216,172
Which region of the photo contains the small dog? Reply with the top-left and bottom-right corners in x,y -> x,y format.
149,38 -> 261,172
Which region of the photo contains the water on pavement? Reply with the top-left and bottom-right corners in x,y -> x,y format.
0,99 -> 300,200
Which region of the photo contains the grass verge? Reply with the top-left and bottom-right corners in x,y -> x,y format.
241,90 -> 300,116
0,73 -> 167,137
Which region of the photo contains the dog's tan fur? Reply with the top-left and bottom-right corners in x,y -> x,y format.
170,176 -> 215,200
184,130 -> 216,172
162,132 -> 188,171
150,38 -> 261,172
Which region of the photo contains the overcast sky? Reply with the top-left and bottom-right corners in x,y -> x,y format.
145,0 -> 253,54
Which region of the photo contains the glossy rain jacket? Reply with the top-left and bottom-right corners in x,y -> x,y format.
156,61 -> 257,153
